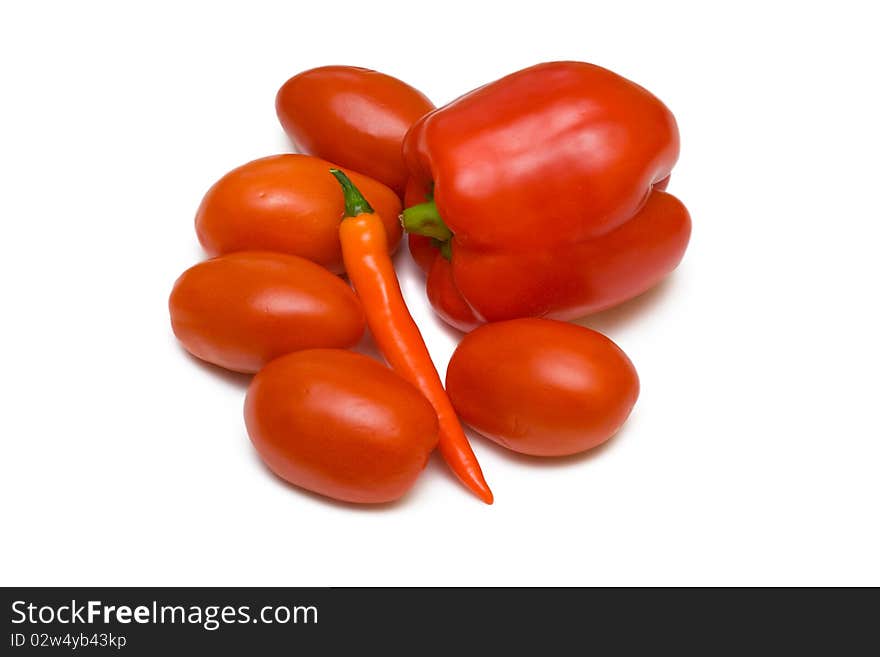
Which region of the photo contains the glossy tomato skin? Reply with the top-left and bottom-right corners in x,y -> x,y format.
446,319 -> 639,456
195,154 -> 401,274
245,349 -> 439,504
169,252 -> 365,373
276,66 -> 434,196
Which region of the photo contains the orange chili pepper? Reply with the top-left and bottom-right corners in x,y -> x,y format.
330,169 -> 493,504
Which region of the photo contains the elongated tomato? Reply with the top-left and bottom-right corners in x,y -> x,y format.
195,155 -> 401,273
276,66 -> 434,195
169,252 -> 365,373
446,319 -> 639,456
245,350 -> 439,504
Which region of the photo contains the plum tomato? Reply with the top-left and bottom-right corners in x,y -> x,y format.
245,349 -> 439,504
446,318 -> 639,456
276,66 -> 434,196
169,251 -> 365,373
195,154 -> 401,274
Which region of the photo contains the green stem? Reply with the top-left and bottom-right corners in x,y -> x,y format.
400,200 -> 452,241
437,239 -> 452,260
329,169 -> 373,217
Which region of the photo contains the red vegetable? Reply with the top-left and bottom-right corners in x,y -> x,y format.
169,251 -> 365,373
446,319 -> 639,456
246,350 -> 439,503
402,61 -> 691,330
195,154 -> 401,274
276,66 -> 434,196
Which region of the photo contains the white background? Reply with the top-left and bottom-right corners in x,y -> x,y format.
2,1 -> 878,586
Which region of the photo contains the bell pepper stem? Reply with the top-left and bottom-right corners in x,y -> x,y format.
329,169 -> 374,217
400,200 -> 453,242
437,239 -> 452,260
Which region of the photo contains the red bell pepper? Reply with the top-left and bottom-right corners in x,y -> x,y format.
401,61 -> 692,331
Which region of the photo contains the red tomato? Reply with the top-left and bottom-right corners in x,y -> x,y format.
169,252 -> 365,373
276,66 -> 435,195
245,350 -> 439,504
446,319 -> 639,456
195,154 -> 401,274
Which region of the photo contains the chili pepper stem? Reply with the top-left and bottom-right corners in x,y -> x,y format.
329,168 -> 373,216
